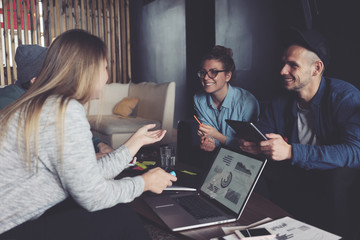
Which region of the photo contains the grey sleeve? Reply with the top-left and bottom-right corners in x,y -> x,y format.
44,100 -> 144,211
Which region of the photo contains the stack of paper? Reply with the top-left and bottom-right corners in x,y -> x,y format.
253,216 -> 341,240
211,216 -> 341,240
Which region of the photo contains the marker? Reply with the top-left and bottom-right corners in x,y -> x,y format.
135,162 -> 147,170
181,170 -> 197,175
193,115 -> 202,125
141,161 -> 156,166
170,171 -> 176,177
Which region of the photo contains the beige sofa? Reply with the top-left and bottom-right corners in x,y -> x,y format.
87,81 -> 176,148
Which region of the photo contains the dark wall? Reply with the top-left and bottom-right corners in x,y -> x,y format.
312,0 -> 360,89
130,0 -> 360,127
214,0 -> 282,102
213,0 -> 360,99
129,0 -> 187,127
185,0 -> 215,117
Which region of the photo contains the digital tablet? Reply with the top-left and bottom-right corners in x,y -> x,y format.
225,120 -> 268,143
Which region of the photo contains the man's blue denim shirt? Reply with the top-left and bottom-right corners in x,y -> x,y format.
257,77 -> 360,170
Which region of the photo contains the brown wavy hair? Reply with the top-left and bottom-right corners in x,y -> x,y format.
200,45 -> 235,74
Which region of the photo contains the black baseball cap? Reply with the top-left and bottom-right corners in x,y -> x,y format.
281,27 -> 331,67
15,44 -> 47,88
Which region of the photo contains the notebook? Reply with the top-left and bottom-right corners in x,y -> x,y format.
143,146 -> 267,232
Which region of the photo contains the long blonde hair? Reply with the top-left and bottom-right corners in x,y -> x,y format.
0,29 -> 107,168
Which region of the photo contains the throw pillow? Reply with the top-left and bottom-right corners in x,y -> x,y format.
113,97 -> 139,117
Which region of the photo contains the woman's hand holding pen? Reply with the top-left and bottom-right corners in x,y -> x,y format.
193,115 -> 226,146
198,124 -> 227,145
198,124 -> 217,137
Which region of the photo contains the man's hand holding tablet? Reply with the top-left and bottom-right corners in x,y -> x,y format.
225,120 -> 267,155
225,120 -> 268,143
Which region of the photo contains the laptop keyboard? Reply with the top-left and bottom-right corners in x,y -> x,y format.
175,195 -> 223,220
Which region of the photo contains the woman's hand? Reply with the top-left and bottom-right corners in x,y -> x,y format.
198,124 -> 217,137
142,167 -> 177,194
197,124 -> 226,145
124,124 -> 166,156
133,124 -> 166,146
200,136 -> 216,152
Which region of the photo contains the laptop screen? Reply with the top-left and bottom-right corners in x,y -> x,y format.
200,147 -> 266,214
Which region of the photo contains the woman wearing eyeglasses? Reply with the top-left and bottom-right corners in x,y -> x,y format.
194,45 -> 260,152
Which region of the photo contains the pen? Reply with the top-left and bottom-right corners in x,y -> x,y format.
193,115 -> 202,125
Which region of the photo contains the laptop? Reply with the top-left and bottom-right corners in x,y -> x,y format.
143,146 -> 267,232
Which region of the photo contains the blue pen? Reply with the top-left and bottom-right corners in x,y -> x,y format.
170,171 -> 176,177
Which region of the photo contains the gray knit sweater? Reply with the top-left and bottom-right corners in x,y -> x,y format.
0,97 -> 144,234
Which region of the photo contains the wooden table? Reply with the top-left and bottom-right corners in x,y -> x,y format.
128,191 -> 291,240
124,147 -> 292,239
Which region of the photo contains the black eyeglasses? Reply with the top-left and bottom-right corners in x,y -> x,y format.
197,69 -> 226,79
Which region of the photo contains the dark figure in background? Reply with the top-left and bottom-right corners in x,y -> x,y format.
0,44 -> 47,109
239,27 -> 360,239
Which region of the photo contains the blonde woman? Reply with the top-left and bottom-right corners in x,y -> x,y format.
0,29 -> 176,240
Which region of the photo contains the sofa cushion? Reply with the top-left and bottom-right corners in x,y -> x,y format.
113,97 -> 139,117
128,82 -> 170,121
88,115 -> 161,135
87,83 -> 130,115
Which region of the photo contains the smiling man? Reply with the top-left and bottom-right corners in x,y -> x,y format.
239,27 -> 360,238
241,28 -> 360,169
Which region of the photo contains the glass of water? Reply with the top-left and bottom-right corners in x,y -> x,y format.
160,146 -> 172,170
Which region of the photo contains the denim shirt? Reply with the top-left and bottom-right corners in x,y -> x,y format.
194,84 -> 259,148
257,77 -> 360,170
0,84 -> 25,111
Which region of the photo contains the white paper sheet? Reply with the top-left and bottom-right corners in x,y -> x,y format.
254,216 -> 341,240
